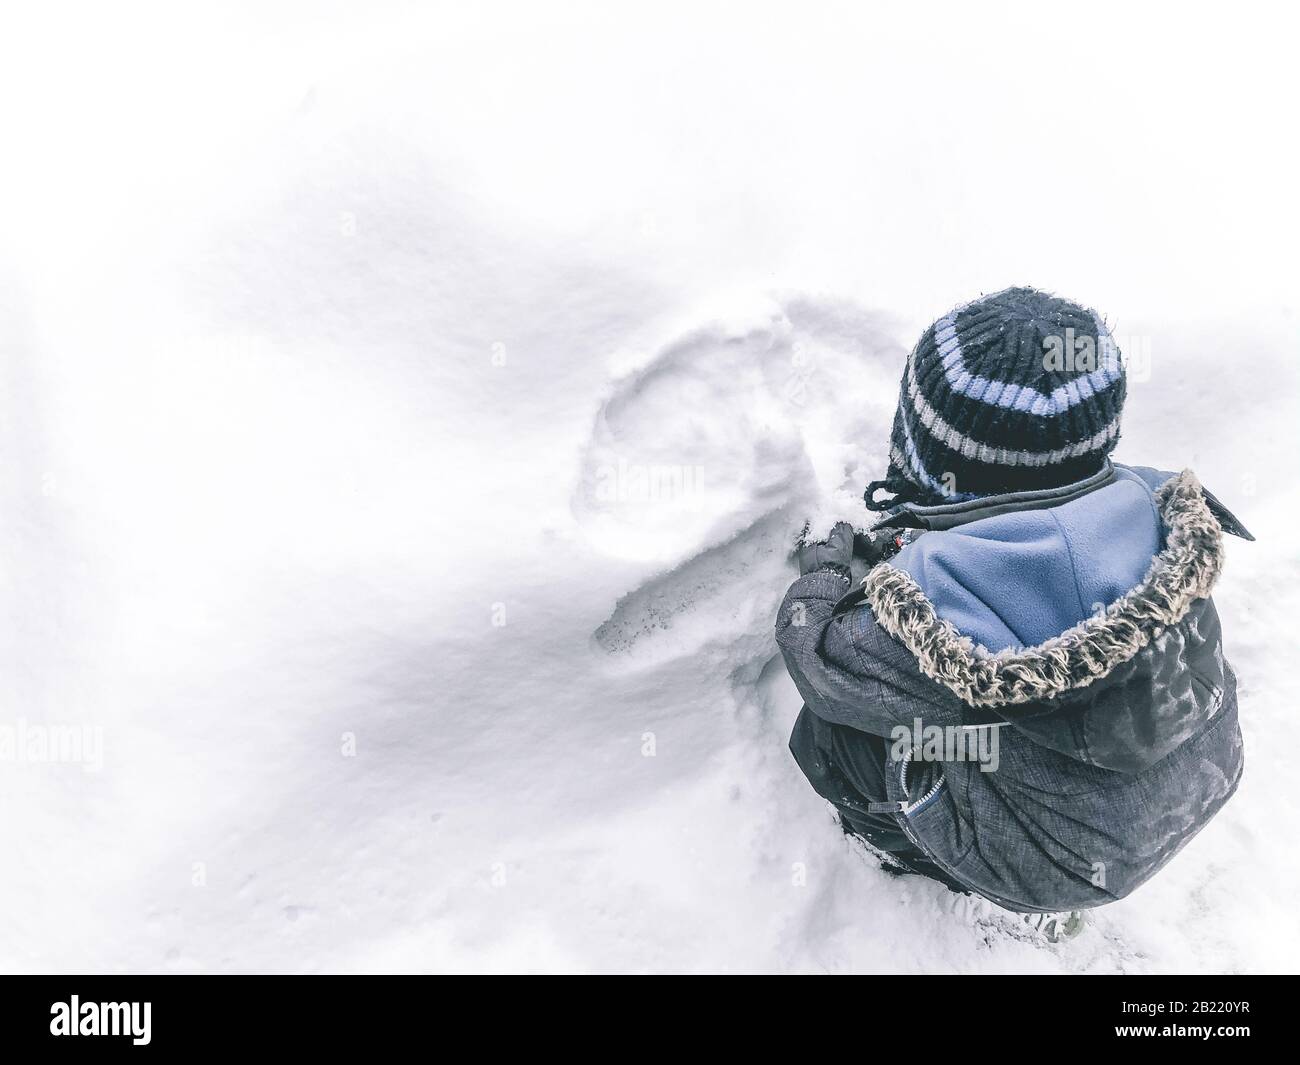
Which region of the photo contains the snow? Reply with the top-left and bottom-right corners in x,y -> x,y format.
2,1 -> 1298,973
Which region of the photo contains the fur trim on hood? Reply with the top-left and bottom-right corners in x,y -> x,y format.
862,469 -> 1225,708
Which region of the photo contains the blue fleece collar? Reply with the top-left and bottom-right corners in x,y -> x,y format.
888,465 -> 1166,652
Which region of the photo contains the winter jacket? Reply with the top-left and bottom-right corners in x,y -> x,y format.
776,463 -> 1245,912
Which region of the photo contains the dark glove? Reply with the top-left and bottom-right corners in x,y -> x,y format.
795,521 -> 856,576
853,525 -> 925,567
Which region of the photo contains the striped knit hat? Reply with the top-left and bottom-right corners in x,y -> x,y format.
865,287 -> 1126,510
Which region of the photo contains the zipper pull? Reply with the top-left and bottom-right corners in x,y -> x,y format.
866,800 -> 906,814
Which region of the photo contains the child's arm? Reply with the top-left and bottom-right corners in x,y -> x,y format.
776,523 -> 961,737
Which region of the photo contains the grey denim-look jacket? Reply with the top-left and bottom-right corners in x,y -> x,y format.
776,464 -> 1245,913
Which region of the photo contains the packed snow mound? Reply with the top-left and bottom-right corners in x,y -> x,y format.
572,296 -> 906,564
574,295 -> 905,677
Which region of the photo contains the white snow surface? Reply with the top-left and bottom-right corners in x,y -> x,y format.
2,2 -> 1299,973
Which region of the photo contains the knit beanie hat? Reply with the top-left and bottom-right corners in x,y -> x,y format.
865,287 -> 1126,510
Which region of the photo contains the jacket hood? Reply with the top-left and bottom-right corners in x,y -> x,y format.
863,468 -> 1225,708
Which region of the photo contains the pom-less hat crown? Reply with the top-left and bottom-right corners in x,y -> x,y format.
868,287 -> 1127,509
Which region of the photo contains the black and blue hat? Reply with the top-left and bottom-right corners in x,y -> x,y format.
866,287 -> 1127,510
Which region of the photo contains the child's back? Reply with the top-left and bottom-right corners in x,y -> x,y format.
778,288 -> 1246,913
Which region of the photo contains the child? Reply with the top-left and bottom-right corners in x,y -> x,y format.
776,287 -> 1247,929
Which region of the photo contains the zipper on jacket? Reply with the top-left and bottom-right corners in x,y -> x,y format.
897,748 -> 946,817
